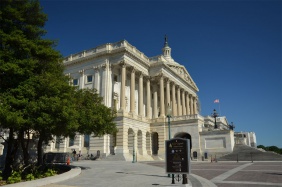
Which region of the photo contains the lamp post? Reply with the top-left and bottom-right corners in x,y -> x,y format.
132,132 -> 136,163
167,104 -> 173,179
212,109 -> 218,129
167,104 -> 172,140
229,122 -> 235,130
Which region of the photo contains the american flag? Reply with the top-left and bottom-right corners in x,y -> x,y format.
214,99 -> 219,103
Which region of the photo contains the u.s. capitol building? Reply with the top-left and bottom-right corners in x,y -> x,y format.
44,37 -> 257,161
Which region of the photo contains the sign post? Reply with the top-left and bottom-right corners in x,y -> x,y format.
165,138 -> 190,184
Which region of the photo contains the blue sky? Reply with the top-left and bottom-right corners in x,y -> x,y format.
40,1 -> 282,147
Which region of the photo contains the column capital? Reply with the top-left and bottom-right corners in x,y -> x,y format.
137,71 -> 144,78
129,66 -> 136,73
165,78 -> 170,84
143,75 -> 151,81
118,60 -> 127,67
155,72 -> 164,80
101,63 -> 108,70
79,69 -> 84,74
93,66 -> 99,72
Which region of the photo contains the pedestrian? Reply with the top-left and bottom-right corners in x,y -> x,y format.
72,149 -> 76,160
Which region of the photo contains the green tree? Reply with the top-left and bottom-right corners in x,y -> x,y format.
74,89 -> 117,136
0,0 -> 62,179
0,0 -> 117,180
16,73 -> 78,166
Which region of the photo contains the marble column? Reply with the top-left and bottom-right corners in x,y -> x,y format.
186,92 -> 190,115
177,86 -> 181,116
94,67 -> 100,94
138,73 -> 144,117
79,69 -> 84,89
194,97 -> 197,114
166,79 -> 171,113
130,67 -> 135,114
172,83 -> 176,116
190,95 -> 194,115
119,62 -> 126,113
146,78 -> 151,118
159,75 -> 165,117
101,61 -> 110,107
153,85 -> 158,118
182,89 -> 186,115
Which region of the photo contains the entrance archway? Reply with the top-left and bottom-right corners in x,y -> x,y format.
152,132 -> 158,155
174,132 -> 192,150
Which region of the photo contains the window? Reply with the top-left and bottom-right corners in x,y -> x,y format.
55,136 -> 60,149
86,75 -> 93,83
73,79 -> 78,86
84,134 -> 90,147
114,75 -> 118,82
69,138 -> 74,147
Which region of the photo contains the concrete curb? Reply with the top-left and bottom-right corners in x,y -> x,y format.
2,166 -> 81,187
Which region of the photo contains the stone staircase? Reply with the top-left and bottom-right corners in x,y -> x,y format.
218,144 -> 282,161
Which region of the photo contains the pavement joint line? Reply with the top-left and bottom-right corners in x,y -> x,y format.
211,162 -> 253,183
190,174 -> 217,187
213,180 -> 282,186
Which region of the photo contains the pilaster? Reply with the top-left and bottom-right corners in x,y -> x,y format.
119,61 -> 126,114
146,77 -> 151,119
129,67 -> 136,115
177,85 -> 181,116
138,72 -> 144,117
182,89 -> 186,115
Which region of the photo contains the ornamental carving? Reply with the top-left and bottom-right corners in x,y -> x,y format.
167,64 -> 198,91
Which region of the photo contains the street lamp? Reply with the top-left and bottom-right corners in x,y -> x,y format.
211,109 -> 218,129
167,104 -> 172,140
132,132 -> 136,163
229,122 -> 235,130
167,104 -> 173,179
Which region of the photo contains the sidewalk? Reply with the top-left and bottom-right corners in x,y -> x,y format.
43,161 -> 214,187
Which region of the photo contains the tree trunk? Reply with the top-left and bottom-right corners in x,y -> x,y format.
3,128 -> 19,180
19,129 -> 30,167
37,136 -> 44,166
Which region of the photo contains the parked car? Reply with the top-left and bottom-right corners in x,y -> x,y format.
43,152 -> 71,164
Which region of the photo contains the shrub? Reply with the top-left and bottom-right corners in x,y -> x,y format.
44,168 -> 57,177
7,171 -> 21,184
25,173 -> 35,181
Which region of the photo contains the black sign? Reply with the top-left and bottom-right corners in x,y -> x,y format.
165,138 -> 190,174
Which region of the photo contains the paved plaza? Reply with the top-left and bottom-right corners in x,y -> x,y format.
38,160 -> 282,187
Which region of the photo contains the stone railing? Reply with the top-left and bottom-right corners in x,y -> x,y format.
171,114 -> 204,121
63,40 -> 150,64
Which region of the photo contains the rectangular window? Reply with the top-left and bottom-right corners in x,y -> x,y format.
114,75 -> 118,82
69,138 -> 74,147
55,136 -> 60,149
84,134 -> 90,147
86,75 -> 93,83
73,79 -> 78,86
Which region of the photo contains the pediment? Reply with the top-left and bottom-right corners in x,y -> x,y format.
166,64 -> 199,91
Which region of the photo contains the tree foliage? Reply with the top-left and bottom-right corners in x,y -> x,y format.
257,145 -> 282,154
74,89 -> 117,136
0,0 -> 117,180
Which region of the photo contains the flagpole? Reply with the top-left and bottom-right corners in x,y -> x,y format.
214,99 -> 221,116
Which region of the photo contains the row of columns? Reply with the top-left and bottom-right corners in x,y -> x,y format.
119,61 -> 198,118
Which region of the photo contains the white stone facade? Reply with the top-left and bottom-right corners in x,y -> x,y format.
40,39 -> 252,161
